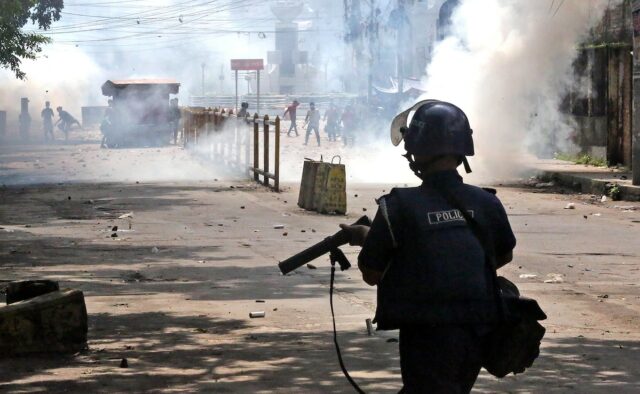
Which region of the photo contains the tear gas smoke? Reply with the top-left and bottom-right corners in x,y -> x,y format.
0,0 -> 620,187
417,0 -> 619,183
0,46 -> 104,132
0,0 -> 279,185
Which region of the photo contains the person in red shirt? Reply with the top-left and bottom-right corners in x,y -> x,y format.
283,100 -> 300,137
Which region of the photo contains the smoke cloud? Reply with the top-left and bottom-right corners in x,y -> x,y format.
0,0 -> 623,187
418,0 -> 619,182
0,46 -> 104,132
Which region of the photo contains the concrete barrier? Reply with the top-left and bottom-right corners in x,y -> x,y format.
0,290 -> 88,355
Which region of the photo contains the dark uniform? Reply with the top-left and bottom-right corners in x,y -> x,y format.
355,99 -> 517,393
359,170 -> 515,392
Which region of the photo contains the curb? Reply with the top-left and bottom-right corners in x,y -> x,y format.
539,171 -> 640,201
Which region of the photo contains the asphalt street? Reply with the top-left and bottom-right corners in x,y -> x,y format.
1,135 -> 639,393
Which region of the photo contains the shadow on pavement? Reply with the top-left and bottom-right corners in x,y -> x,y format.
0,311 -> 401,393
477,336 -> 640,393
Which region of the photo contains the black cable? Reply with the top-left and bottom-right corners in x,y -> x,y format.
44,0 -> 265,42
329,258 -> 366,394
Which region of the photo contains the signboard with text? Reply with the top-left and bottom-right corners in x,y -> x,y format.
230,59 -> 264,71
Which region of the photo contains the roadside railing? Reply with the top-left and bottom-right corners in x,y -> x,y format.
182,107 -> 280,191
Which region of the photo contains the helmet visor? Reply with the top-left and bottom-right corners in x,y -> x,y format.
390,99 -> 439,146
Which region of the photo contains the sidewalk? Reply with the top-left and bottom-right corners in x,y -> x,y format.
531,159 -> 640,201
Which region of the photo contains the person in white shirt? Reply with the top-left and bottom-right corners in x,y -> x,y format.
304,102 -> 321,146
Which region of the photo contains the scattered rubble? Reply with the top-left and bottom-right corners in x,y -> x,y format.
366,319 -> 374,336
535,181 -> 555,188
122,272 -> 148,283
614,205 -> 638,211
544,273 -> 565,284
565,203 -> 576,210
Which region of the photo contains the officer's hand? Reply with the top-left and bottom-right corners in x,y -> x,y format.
339,224 -> 370,247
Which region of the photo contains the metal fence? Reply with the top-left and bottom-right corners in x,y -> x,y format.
182,107 -> 280,191
189,93 -> 359,116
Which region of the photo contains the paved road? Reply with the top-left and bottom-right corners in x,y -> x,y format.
1,140 -> 639,393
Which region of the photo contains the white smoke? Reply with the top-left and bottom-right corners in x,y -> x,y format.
0,46 -> 105,131
0,0 -> 621,187
419,0 -> 618,182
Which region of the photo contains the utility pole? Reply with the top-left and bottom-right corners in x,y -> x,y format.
394,1 -> 407,97
201,62 -> 206,96
218,64 -> 224,94
632,1 -> 640,185
368,1 -> 375,103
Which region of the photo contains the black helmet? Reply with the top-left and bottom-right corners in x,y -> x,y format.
391,100 -> 474,173
390,99 -> 474,157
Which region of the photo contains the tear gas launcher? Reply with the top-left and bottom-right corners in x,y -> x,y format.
278,215 -> 371,274
278,215 -> 373,393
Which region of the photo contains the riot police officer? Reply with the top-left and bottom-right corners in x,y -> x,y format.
340,100 -> 516,393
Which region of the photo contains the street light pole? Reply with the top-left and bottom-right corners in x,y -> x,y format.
201,62 -> 206,96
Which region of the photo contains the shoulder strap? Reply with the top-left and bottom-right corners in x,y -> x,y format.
378,196 -> 398,248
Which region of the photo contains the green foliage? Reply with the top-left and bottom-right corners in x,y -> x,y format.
555,153 -> 607,167
0,0 -> 64,80
608,184 -> 621,201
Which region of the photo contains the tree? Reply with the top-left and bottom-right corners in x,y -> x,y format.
0,0 -> 64,80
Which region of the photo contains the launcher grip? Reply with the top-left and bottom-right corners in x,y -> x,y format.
278,215 -> 371,275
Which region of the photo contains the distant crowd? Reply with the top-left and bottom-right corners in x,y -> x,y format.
282,99 -> 377,147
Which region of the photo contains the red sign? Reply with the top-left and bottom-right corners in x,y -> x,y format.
230,59 -> 264,71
